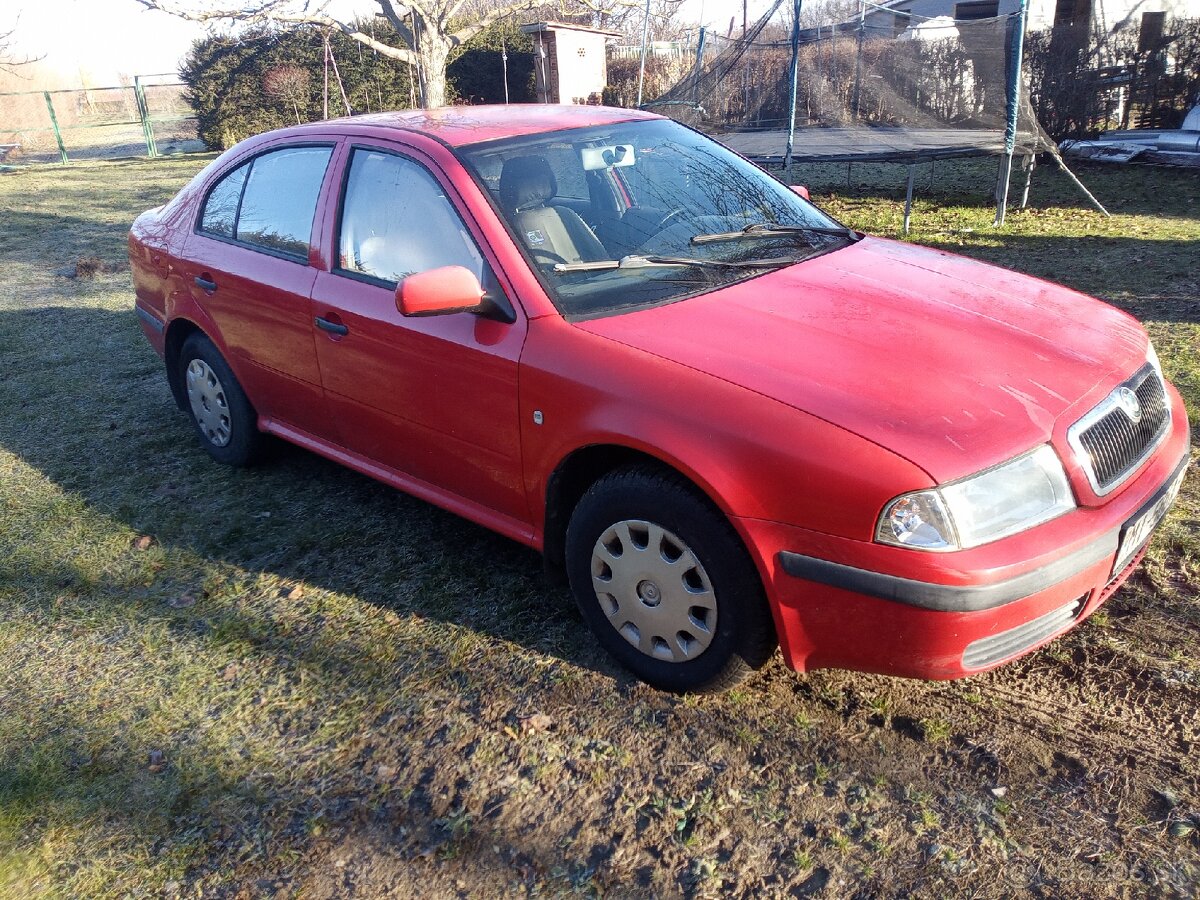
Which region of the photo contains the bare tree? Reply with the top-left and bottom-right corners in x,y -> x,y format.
593,0 -> 685,42
263,64 -> 311,123
1,16 -> 42,74
135,0 -> 635,108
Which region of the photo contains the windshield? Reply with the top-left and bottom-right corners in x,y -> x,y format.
458,119 -> 853,318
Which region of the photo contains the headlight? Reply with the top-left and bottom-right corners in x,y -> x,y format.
877,445 -> 1076,551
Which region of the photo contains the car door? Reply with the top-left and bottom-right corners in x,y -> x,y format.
308,143 -> 530,527
181,142 -> 338,438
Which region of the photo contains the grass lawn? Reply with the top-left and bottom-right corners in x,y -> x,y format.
0,151 -> 1197,899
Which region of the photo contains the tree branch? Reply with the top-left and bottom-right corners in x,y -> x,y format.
134,0 -> 418,63
375,0 -> 415,50
450,0 -> 550,46
0,15 -> 43,74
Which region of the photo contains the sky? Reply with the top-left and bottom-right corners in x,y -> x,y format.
4,0 -> 782,86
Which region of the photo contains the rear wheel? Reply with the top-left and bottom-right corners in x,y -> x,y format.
179,333 -> 265,467
565,466 -> 776,693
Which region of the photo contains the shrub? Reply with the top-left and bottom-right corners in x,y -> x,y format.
180,21 -> 535,150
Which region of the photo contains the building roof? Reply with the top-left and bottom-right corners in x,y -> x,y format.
316,104 -> 657,147
519,21 -> 623,38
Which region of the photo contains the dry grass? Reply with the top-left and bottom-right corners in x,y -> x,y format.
0,153 -> 1197,898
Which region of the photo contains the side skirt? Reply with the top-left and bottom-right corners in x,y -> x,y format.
260,418 -> 539,551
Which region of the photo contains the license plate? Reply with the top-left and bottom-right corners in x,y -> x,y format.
1112,464 -> 1188,576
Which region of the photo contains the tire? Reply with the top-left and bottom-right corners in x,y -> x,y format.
178,332 -> 265,467
565,465 -> 777,693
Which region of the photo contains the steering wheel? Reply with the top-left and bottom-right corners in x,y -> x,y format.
530,247 -> 569,267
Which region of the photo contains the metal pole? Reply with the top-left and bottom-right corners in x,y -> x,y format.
412,14 -> 427,109
784,0 -> 803,179
994,0 -> 1027,227
851,0 -> 865,121
536,34 -> 547,103
903,164 -> 916,234
1020,153 -> 1035,208
134,76 -> 157,158
636,0 -> 652,107
501,41 -> 510,104
1051,151 -> 1110,216
327,40 -> 353,115
691,26 -> 707,106
43,91 -> 67,164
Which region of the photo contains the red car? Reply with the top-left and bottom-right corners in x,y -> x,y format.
130,105 -> 1190,693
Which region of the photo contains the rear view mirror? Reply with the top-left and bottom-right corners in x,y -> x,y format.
580,144 -> 636,171
791,184 -> 811,201
398,266 -> 485,317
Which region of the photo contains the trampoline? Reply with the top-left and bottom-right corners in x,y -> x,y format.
716,126 -> 1008,165
645,0 -> 1105,228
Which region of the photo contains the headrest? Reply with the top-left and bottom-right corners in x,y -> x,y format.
499,156 -> 557,212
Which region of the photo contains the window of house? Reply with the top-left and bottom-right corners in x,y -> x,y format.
954,1 -> 999,21
1054,0 -> 1091,27
1139,11 -> 1166,52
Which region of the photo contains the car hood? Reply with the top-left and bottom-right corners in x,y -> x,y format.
577,237 -> 1147,483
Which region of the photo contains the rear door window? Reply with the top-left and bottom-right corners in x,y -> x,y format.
199,162 -> 248,237
236,146 -> 333,257
198,144 -> 333,260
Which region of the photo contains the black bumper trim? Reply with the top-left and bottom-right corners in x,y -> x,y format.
778,535 -> 1117,613
778,449 -> 1190,613
136,305 -> 165,334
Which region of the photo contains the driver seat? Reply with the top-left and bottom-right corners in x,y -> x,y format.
498,156 -> 607,266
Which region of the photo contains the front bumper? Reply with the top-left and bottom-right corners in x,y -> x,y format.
741,397 -> 1191,680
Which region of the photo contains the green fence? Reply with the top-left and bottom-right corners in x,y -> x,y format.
0,74 -> 203,167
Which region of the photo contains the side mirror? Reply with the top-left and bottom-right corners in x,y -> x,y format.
791,184 -> 811,201
398,265 -> 485,317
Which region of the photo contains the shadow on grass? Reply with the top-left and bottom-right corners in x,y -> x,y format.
0,300 -> 634,890
0,301 -> 631,696
0,207 -> 160,267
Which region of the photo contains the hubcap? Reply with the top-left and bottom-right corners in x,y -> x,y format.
185,358 -> 232,447
590,520 -> 717,663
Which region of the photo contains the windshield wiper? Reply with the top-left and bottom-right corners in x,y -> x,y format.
691,223 -> 860,245
553,254 -> 801,273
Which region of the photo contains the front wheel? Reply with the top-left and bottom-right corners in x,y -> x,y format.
565,466 -> 776,693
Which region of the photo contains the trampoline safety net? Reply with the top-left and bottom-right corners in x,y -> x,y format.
647,0 -> 1054,166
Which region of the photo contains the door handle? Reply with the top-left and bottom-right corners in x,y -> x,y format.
315,316 -> 349,336
194,274 -> 217,292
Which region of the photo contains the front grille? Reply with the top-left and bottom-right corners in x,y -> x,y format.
1068,364 -> 1170,496
962,597 -> 1085,670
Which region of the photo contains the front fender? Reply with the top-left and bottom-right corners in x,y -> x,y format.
519,317 -> 934,546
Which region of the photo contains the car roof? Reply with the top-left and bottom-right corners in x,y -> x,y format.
280,104 -> 662,148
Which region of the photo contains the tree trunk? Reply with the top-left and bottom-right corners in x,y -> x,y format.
418,38 -> 451,108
